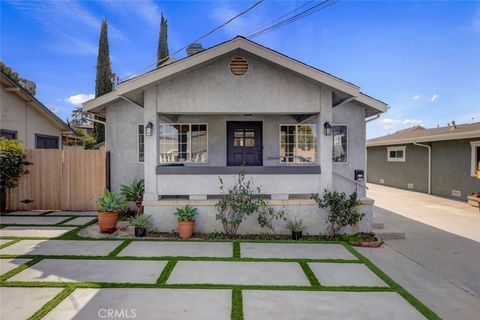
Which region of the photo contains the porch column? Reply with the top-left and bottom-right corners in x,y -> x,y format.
317,86 -> 333,193
143,86 -> 158,201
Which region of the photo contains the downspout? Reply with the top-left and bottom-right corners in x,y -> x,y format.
413,142 -> 431,194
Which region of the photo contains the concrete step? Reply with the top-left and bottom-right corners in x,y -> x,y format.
372,221 -> 385,229
373,228 -> 406,240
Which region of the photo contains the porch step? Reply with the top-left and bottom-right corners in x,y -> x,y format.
373,228 -> 406,240
372,221 -> 385,229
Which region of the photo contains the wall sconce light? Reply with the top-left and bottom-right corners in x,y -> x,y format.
145,122 -> 153,136
324,121 -> 332,136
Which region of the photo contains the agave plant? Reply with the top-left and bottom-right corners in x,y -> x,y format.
174,205 -> 198,222
130,214 -> 155,231
120,178 -> 145,216
97,189 -> 126,213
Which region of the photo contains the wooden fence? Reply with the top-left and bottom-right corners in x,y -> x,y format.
7,149 -> 106,211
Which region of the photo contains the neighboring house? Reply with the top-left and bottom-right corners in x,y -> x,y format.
367,122 -> 480,201
84,36 -> 387,233
0,71 -> 76,148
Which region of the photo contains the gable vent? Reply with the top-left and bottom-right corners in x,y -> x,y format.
229,57 -> 248,76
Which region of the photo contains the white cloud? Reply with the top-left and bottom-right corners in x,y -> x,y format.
65,93 -> 94,106
380,118 -> 423,130
430,94 -> 439,102
412,95 -> 421,100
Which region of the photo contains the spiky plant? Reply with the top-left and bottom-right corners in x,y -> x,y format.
120,178 -> 145,216
97,189 -> 125,213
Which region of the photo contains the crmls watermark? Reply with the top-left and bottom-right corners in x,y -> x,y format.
98,308 -> 137,319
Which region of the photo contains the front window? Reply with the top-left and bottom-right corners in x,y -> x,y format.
387,146 -> 406,162
332,125 -> 347,162
280,125 -> 317,163
159,123 -> 208,163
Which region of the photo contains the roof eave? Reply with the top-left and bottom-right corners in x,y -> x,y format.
367,130 -> 480,146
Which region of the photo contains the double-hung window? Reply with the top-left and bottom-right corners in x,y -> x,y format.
332,125 -> 347,162
138,125 -> 144,163
280,125 -> 317,163
471,141 -> 480,176
159,124 -> 208,163
387,146 -> 406,162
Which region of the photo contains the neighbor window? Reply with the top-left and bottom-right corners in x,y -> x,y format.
138,125 -> 144,163
280,125 -> 317,163
471,141 -> 480,176
387,146 -> 406,162
332,125 -> 347,162
159,124 -> 208,163
0,129 -> 17,140
35,134 -> 59,149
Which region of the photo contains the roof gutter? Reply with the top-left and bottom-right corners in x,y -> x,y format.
365,114 -> 380,123
413,142 -> 431,194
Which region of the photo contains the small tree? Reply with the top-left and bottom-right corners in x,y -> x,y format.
215,172 -> 287,237
156,13 -> 169,67
311,190 -> 363,240
0,137 -> 27,212
120,178 -> 145,216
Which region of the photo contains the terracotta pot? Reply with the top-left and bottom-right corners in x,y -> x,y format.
178,220 -> 195,239
97,211 -> 119,234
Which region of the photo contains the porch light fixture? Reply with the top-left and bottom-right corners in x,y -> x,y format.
145,122 -> 153,136
324,122 -> 332,136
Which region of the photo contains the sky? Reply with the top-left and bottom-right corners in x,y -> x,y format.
1,0 -> 479,138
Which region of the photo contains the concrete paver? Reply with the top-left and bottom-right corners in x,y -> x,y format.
0,239 -> 122,256
44,288 -> 231,320
0,226 -> 75,238
0,287 -> 63,320
61,217 -> 96,226
240,243 -> 356,260
0,239 -> 12,246
0,216 -> 66,225
118,241 -> 232,257
308,262 -> 387,287
5,210 -> 49,216
243,290 -> 425,320
0,258 -> 30,275
167,261 -> 310,286
8,259 -> 167,283
46,211 -> 97,216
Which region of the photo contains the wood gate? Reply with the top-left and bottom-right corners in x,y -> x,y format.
7,149 -> 106,211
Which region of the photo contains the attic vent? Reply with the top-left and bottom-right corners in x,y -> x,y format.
229,57 -> 248,76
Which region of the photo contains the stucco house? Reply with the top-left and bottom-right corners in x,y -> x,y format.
367,122 -> 480,200
84,37 -> 387,234
0,70 -> 75,148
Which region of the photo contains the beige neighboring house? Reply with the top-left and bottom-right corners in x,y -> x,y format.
0,70 -> 75,148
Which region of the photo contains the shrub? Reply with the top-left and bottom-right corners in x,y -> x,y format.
311,190 -> 363,239
120,178 -> 145,216
0,137 -> 27,212
97,189 -> 126,213
130,214 -> 155,231
174,205 -> 197,222
215,172 -> 287,237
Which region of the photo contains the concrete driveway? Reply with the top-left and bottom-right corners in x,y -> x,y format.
364,184 -> 480,320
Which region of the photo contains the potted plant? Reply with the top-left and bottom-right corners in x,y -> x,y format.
174,205 -> 198,239
286,217 -> 305,240
120,178 -> 145,216
97,189 -> 125,233
130,214 -> 154,237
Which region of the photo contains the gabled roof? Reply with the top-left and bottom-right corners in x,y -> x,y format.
84,36 -> 387,115
1,71 -> 73,133
367,122 -> 480,146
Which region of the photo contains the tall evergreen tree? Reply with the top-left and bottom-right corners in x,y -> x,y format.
156,13 -> 169,67
94,18 -> 113,143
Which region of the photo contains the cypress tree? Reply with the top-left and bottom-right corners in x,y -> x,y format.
156,13 -> 169,67
94,18 -> 113,143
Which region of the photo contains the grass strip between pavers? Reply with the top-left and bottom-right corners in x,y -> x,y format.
28,285 -> 76,320
343,243 -> 441,320
299,261 -> 320,287
0,238 -> 20,249
55,217 -> 77,226
231,288 -> 243,320
0,257 -> 43,282
108,239 -> 133,257
157,260 -> 177,284
233,241 -> 240,258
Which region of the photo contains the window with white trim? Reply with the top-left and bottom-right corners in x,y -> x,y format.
471,141 -> 480,176
138,125 -> 144,163
332,125 -> 347,162
387,146 -> 406,162
280,125 -> 317,163
159,124 -> 208,163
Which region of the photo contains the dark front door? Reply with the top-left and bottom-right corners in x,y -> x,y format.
227,121 -> 262,166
